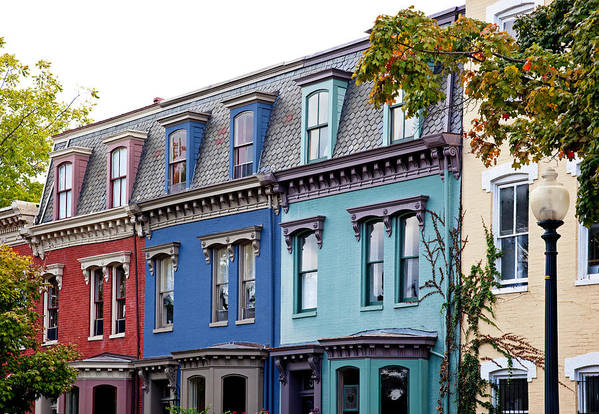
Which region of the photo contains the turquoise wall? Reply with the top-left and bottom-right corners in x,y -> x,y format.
279,173 -> 461,413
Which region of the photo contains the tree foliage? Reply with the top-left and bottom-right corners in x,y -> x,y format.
0,246 -> 79,413
0,36 -> 98,208
355,0 -> 599,226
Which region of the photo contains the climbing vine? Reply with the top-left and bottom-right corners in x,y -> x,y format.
419,211 -> 543,413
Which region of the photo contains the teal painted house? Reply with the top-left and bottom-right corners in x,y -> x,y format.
269,6 -> 465,414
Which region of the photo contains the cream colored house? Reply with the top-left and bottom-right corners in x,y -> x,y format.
463,1 -> 599,413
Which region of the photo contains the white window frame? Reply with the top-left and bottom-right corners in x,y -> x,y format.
490,370 -> 529,413
41,264 -> 63,346
482,163 -> 537,294
486,0 -> 543,38
565,353 -> 599,413
481,357 -> 536,414
110,265 -> 126,338
88,268 -> 105,341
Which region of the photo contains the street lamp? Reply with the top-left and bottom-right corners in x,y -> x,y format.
530,167 -> 570,414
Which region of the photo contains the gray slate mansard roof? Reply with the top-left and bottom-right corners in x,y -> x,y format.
37,28 -> 463,224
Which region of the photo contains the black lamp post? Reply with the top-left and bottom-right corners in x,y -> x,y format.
530,167 -> 570,414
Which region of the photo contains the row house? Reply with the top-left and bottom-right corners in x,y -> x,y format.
3,5 -> 465,414
463,0 -> 599,413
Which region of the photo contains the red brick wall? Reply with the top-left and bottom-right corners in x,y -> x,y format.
33,236 -> 146,359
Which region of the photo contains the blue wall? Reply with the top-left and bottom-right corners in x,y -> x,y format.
144,207 -> 281,357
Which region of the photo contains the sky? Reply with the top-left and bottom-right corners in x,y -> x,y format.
1,0 -> 461,122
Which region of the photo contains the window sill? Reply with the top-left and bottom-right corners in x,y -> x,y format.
42,340 -> 58,347
292,310 -> 317,319
153,326 -> 173,334
492,285 -> 528,295
235,318 -> 255,325
575,278 -> 599,286
109,333 -> 125,339
394,301 -> 419,309
88,335 -> 103,341
360,304 -> 383,312
209,321 -> 228,328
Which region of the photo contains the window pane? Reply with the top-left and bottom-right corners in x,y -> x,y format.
402,258 -> 419,300
517,235 -> 528,279
402,216 -> 419,257
222,376 -> 246,413
95,273 -> 103,301
119,148 -> 127,176
160,260 -> 174,291
113,180 -> 121,207
391,106 -> 404,142
215,248 -> 229,284
235,144 -> 253,165
234,111 -> 254,146
59,192 -> 66,218
301,271 -> 317,310
169,129 -> 187,162
188,377 -> 206,412
500,187 -> 514,236
65,163 -> 72,188
516,184 -> 529,233
339,368 -> 359,414
368,262 -> 384,303
501,237 -> 516,280
497,378 -> 528,412
241,243 -> 255,281
120,178 -> 127,204
380,366 -> 408,414
368,222 -> 385,262
404,114 -> 416,139
300,233 -> 318,271
58,164 -> 66,191
307,94 -> 318,127
309,129 -> 319,161
318,126 -> 329,158
66,191 -> 72,217
162,292 -> 174,325
111,150 -> 120,178
588,224 -> 599,274
171,162 -> 186,186
583,375 -> 599,412
318,91 -> 328,125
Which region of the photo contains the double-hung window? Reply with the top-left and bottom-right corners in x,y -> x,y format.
57,162 -> 73,219
497,182 -> 529,285
398,215 -> 419,302
113,265 -> 126,335
578,372 -> 599,414
91,270 -> 104,337
580,223 -> 599,283
306,91 -> 329,162
364,221 -> 385,306
233,111 -> 254,178
493,375 -> 529,413
338,367 -> 360,414
389,92 -> 419,143
213,247 -> 229,323
296,232 -> 318,313
46,277 -> 59,341
157,258 -> 174,329
110,147 -> 127,207
238,242 -> 256,320
168,129 -> 187,193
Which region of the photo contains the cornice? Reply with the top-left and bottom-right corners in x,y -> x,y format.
280,216 -> 325,253
49,146 -> 93,160
133,176 -> 280,238
101,129 -> 148,145
78,251 -> 132,284
318,333 -> 437,360
157,110 -> 211,128
21,207 -> 136,258
172,344 -> 268,369
346,195 -> 428,241
268,135 -> 459,212
143,242 -> 180,276
0,201 -> 38,247
198,226 -> 262,263
294,68 -> 353,87
270,345 -> 324,385
221,91 -> 278,109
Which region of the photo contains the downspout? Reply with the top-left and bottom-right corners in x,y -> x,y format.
269,205 -> 276,411
133,227 -> 141,414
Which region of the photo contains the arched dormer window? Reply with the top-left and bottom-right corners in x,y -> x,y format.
110,147 -> 127,207
307,90 -> 329,162
169,129 -> 187,193
57,162 -> 73,219
233,111 -> 254,178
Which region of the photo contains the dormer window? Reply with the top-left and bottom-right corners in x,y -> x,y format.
57,162 -> 73,219
169,129 -> 187,193
222,91 -> 277,180
233,111 -> 254,178
102,129 -> 147,209
295,69 -> 352,165
383,91 -> 422,145
157,111 -> 210,194
110,148 -> 127,208
307,91 -> 329,162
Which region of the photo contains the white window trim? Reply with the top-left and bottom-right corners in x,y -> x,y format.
483,163 -> 537,293
42,264 -> 63,345
486,0 -> 543,24
111,265 -> 126,337
481,357 -> 537,382
155,257 -> 175,331
565,353 -> 599,381
88,268 -> 104,341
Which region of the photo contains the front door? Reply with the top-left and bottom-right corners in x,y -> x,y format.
93,385 -> 116,414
